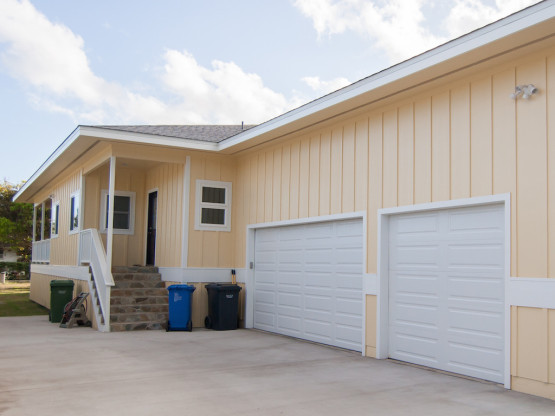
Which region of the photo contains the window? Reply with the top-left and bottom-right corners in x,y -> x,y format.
51,201 -> 59,238
194,180 -> 231,232
69,191 -> 80,234
100,190 -> 135,235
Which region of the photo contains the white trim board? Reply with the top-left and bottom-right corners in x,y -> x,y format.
509,278 -> 555,309
376,193 -> 511,389
31,264 -> 91,281
159,267 -> 247,283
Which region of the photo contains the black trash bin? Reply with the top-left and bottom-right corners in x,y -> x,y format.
204,283 -> 242,330
49,280 -> 74,323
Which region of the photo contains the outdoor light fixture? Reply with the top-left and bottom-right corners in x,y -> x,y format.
511,84 -> 538,99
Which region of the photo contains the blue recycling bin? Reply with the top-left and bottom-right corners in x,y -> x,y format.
167,284 -> 195,331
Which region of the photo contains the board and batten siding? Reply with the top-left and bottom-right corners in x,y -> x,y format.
187,155 -> 236,268
233,48 -> 555,394
44,171 -> 81,266
145,163 -> 184,268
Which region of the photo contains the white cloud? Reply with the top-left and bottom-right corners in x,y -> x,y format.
301,76 -> 350,95
0,0 -> 301,125
294,0 -> 538,64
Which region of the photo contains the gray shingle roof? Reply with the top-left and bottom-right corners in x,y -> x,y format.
89,124 -> 256,143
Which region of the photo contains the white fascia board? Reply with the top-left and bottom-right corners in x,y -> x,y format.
79,126 -> 219,152
218,1 -> 555,151
14,126 -> 81,202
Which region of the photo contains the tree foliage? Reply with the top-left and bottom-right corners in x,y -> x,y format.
0,182 -> 33,262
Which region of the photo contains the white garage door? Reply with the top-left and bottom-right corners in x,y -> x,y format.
388,203 -> 505,383
254,219 -> 363,351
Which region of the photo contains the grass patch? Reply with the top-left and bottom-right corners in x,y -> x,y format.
0,281 -> 49,317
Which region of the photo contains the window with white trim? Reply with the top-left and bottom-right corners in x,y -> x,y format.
69,191 -> 80,234
194,180 -> 231,231
100,190 -> 136,235
51,201 -> 59,238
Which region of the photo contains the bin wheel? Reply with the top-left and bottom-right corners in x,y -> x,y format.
186,320 -> 193,332
204,316 -> 212,329
166,320 -> 170,332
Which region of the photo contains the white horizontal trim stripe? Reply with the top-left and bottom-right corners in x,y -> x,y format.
159,267 -> 247,284
509,277 -> 555,309
31,264 -> 90,281
364,274 -> 378,295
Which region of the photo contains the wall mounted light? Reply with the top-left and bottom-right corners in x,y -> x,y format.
511,84 -> 538,100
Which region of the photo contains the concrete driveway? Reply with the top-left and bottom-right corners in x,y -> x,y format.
1,316 -> 553,415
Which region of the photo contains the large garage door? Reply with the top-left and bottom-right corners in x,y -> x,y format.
388,203 -> 505,383
254,219 -> 363,351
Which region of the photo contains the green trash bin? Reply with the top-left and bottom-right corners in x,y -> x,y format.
49,280 -> 74,323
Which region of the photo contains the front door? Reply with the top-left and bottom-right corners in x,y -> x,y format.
146,191 -> 157,265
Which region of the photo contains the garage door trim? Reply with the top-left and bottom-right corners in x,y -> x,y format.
244,211 -> 367,354
376,194 -> 511,389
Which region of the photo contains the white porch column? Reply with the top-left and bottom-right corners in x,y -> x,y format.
106,156 -> 116,268
32,204 -> 37,242
76,170 -> 86,265
40,201 -> 45,241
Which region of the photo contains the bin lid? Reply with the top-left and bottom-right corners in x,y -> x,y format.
167,284 -> 196,292
205,283 -> 242,292
50,280 -> 75,287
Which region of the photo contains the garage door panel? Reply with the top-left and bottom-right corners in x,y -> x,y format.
389,244 -> 441,270
447,243 -> 504,269
278,291 -> 302,308
391,333 -> 441,364
336,297 -> 362,316
254,219 -> 363,352
389,204 -> 505,383
393,213 -> 439,235
277,314 -> 302,335
448,208 -> 503,233
254,310 -> 275,328
448,307 -> 503,334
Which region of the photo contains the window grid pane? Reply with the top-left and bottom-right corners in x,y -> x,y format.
201,208 -> 225,225
202,187 -> 226,204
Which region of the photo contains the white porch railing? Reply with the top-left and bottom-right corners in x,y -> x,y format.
78,229 -> 114,332
32,240 -> 50,263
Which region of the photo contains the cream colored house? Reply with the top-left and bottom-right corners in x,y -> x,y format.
14,1 -> 555,400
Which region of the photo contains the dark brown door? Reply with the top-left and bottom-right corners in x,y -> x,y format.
146,191 -> 157,266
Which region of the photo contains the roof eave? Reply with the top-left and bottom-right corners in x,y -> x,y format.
217,0 -> 555,153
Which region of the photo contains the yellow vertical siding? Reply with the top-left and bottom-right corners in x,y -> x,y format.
186,155 -> 236,268
470,77 -> 493,197
146,163 -> 184,268
548,56 -> 555,279
450,84 -> 471,200
492,68 -> 518,276
414,97 -> 432,204
230,48 -> 555,399
49,171 -> 81,265
516,60 -> 548,278
431,91 -> 450,201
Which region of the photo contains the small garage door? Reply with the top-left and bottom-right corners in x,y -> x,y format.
254,219 -> 363,351
388,203 -> 505,383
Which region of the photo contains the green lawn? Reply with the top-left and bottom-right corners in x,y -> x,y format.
0,281 -> 49,317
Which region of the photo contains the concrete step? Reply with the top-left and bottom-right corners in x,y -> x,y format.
111,312 -> 168,324
110,321 -> 166,332
112,273 -> 163,282
110,295 -> 168,306
113,279 -> 166,289
112,266 -> 158,274
111,288 -> 168,297
111,304 -> 168,314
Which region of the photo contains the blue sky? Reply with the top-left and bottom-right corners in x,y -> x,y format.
0,0 -> 538,184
